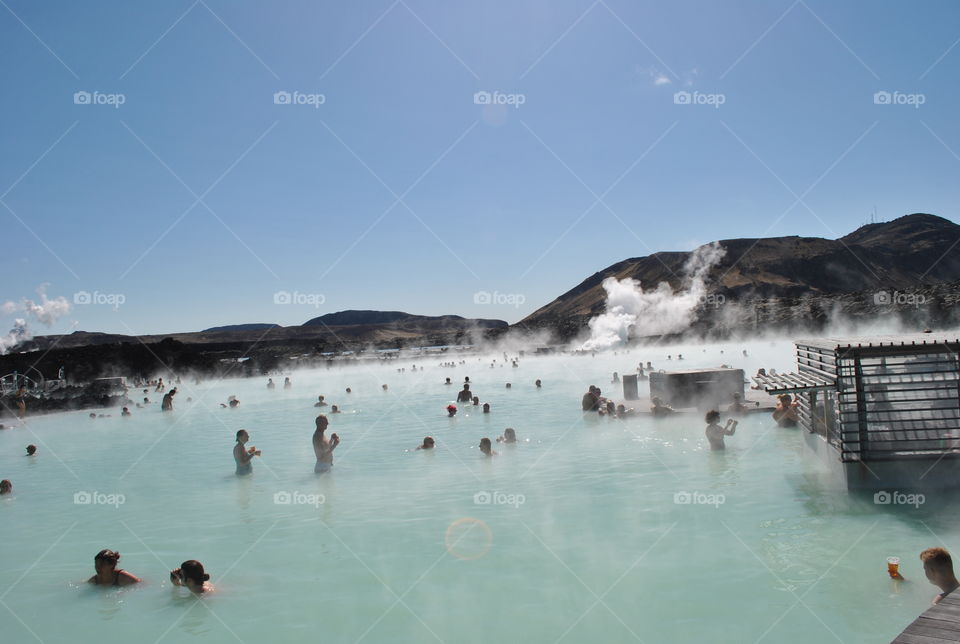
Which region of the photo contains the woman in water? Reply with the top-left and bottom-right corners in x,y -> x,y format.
0,479 -> 12,495
233,429 -> 261,476
313,415 -> 340,473
497,428 -> 517,444
88,549 -> 140,586
170,560 -> 213,594
704,410 -> 737,450
479,437 -> 497,456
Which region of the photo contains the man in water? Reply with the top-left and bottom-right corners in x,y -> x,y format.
25,445 -> 36,456
233,429 -> 260,476
161,389 -> 176,411
267,378 -> 275,389
315,395 -> 327,407
479,437 -> 497,456
312,415 -> 340,473
921,547 -> 960,604
482,403 -> 491,414
416,436 -> 435,450
582,386 -> 600,411
704,410 -> 738,450
0,479 -> 12,494
457,384 -> 472,403
651,397 -> 675,418
772,394 -> 800,427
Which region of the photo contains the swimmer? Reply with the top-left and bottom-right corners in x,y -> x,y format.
89,413 -> 97,419
497,428 -> 517,444
315,395 -> 327,407
505,383 -> 512,389
921,547 -> 960,604
284,377 -> 292,389
472,396 -> 479,406
312,415 -> 339,473
582,386 -> 600,411
0,479 -> 11,494
727,393 -> 748,416
25,445 -> 36,456
170,560 -> 213,594
457,384 -> 472,403
772,394 -> 799,427
121,407 -> 132,417
479,437 -> 497,456
704,410 -> 737,450
267,378 -> 275,389
233,429 -> 260,476
330,405 -> 341,413
651,397 -> 675,418
161,389 -> 176,412
416,436 -> 435,450
228,396 -> 240,408
482,403 -> 490,414
346,388 -> 351,394
447,404 -> 457,417
382,384 -> 388,391
445,377 -> 452,385
535,379 -> 542,388
88,549 -> 140,586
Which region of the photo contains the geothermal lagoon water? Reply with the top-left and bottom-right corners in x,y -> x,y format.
0,339 -> 953,643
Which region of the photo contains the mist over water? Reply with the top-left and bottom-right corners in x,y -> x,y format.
578,243 -> 726,351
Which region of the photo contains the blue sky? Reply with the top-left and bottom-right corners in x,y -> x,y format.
2,0 -> 959,336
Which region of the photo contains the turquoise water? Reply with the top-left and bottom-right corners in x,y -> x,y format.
0,339 -> 953,643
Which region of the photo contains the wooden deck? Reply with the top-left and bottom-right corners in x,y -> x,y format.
892,592 -> 960,643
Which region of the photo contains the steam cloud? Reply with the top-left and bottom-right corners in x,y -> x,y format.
578,242 -> 726,351
0,286 -> 72,354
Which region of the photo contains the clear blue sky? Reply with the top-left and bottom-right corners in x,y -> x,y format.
2,0 -> 959,336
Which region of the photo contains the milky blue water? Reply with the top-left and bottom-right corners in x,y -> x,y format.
0,339 -> 954,643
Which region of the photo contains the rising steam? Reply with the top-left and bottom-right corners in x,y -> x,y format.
0,285 -> 72,354
577,242 -> 726,351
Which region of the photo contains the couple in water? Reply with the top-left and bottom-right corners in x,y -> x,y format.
88,549 -> 212,594
234,416 -> 339,475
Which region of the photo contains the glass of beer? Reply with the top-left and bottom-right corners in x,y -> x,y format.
887,556 -> 900,577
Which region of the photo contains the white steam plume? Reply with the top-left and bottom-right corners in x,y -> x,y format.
578,242 -> 726,351
0,286 -> 72,354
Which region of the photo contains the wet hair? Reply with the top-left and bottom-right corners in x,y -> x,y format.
705,410 -> 721,424
180,560 -> 210,585
921,547 -> 954,573
235,429 -> 248,441
95,549 -> 120,565
26,444 -> 36,455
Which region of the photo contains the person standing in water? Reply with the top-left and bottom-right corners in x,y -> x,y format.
479,438 -> 497,457
161,389 -> 176,411
704,410 -> 737,450
233,429 -> 260,476
457,384 -> 472,403
88,549 -> 140,587
312,415 -> 339,473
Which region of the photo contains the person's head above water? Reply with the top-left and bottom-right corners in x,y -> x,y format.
922,547 -> 960,593
705,410 -> 721,424
26,444 -> 36,455
420,436 -> 435,449
446,404 -> 457,417
172,560 -> 210,592
0,479 -> 11,494
479,437 -> 495,455
94,549 -> 121,571
503,428 -> 516,442
483,403 -> 490,413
